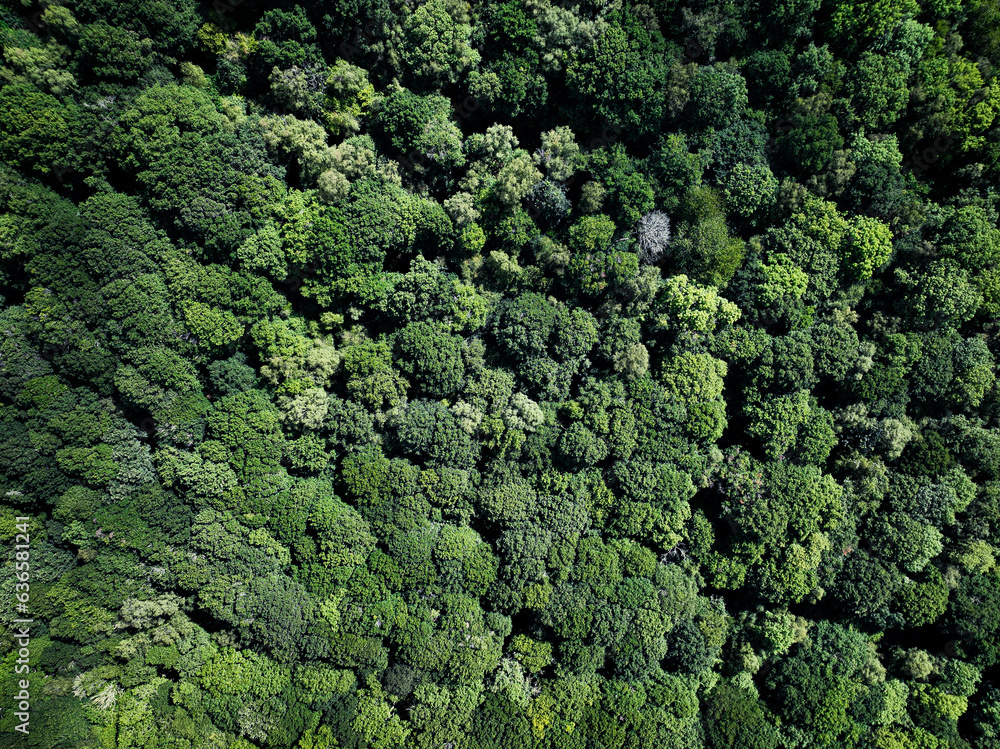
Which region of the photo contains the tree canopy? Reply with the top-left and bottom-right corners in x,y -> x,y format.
1,1 -> 999,747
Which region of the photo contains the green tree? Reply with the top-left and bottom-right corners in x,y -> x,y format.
395,322 -> 466,398
669,210 -> 746,286
393,399 -> 480,470
848,52 -> 911,130
397,0 -> 480,87
845,216 -> 893,280
564,13 -> 667,138
685,63 -> 749,131
0,82 -> 77,176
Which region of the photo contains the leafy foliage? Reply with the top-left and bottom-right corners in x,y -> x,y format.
0,2 -> 997,747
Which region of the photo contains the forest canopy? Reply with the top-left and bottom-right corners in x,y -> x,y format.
1,0 -> 1000,747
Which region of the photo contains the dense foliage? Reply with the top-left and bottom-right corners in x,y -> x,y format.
1,0 -> 1000,747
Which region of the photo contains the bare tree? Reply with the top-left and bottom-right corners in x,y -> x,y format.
635,210 -> 672,265
661,542 -> 688,563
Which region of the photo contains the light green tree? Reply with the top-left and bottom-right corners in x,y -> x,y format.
398,0 -> 480,87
